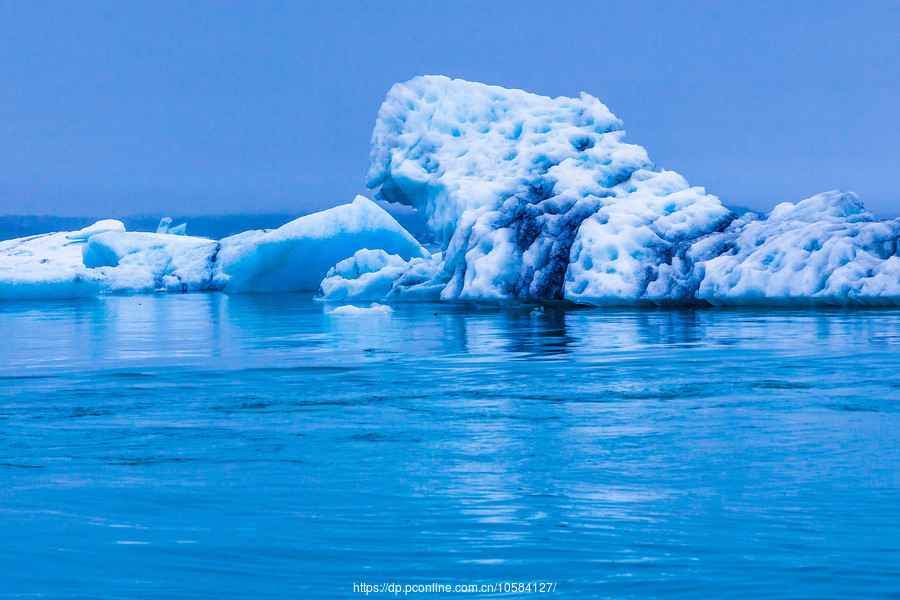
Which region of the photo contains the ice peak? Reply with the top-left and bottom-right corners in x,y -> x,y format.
768,191 -> 873,223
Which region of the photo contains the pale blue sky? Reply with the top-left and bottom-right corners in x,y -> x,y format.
1,1 -> 898,216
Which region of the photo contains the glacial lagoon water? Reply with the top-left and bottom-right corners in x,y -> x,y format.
1,294 -> 899,599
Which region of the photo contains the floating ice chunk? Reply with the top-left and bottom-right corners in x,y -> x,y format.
215,196 -> 430,294
319,249 -> 444,301
327,302 -> 394,315
0,218 -> 125,299
65,219 -> 126,242
83,231 -> 219,292
155,217 -> 187,236
641,191 -> 900,305
1,225 -> 218,298
355,76 -> 900,306
320,249 -> 411,301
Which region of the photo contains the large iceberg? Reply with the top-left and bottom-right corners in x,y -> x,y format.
340,75 -> 731,302
320,76 -> 900,306
0,196 -> 428,299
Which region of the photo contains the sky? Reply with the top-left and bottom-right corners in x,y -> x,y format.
1,0 -> 898,217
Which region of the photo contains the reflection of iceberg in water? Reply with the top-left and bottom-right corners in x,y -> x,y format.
467,308 -> 578,358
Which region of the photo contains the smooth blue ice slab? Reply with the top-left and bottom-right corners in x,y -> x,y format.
215,195 -> 429,293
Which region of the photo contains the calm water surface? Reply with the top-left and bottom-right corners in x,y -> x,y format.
1,294 -> 899,598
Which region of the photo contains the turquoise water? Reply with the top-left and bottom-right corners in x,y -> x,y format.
1,294 -> 899,598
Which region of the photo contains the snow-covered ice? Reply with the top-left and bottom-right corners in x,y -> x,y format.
648,191 -> 900,305
83,231 -> 219,292
66,220 -> 126,242
319,249 -> 444,301
358,75 -> 731,303
322,75 -> 900,306
0,231 -> 100,299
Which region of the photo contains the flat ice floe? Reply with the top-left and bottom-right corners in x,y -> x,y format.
320,75 -> 900,306
0,231 -> 101,299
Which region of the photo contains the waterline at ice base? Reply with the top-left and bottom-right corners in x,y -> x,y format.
4,76 -> 900,306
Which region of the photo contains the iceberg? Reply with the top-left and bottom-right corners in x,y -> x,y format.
214,196 -> 429,293
0,196 -> 430,299
0,222 -> 128,299
343,75 -> 731,302
321,76 -> 900,306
